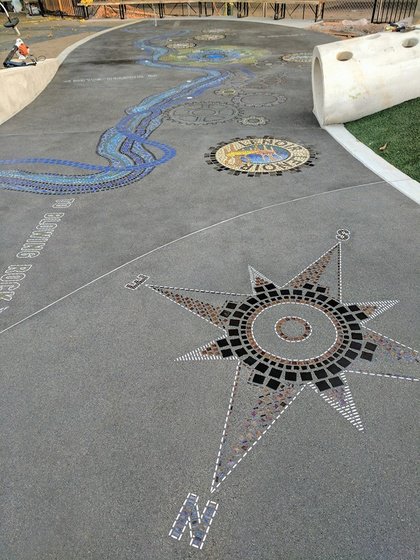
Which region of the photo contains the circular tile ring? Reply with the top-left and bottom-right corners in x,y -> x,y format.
219,285 -> 365,386
275,316 -> 312,342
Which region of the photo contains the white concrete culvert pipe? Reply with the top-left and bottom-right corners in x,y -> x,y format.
312,29 -> 420,126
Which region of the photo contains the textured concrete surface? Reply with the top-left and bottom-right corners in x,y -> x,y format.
0,19 -> 419,560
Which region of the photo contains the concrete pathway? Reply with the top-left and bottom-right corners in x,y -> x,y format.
0,14 -> 125,60
0,19 -> 419,560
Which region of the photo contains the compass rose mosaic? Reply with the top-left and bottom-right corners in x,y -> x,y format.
142,240 -> 419,550
205,137 -> 314,175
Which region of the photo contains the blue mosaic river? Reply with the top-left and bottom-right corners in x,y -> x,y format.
0,31 -> 243,194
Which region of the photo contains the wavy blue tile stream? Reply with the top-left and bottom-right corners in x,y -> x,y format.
0,31 -> 246,195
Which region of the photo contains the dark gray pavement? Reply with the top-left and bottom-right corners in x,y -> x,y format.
0,19 -> 419,560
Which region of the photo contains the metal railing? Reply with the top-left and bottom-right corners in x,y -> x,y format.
371,0 -> 417,22
33,0 -> 418,21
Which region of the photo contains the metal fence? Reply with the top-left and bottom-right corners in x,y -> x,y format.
371,0 -> 417,22
323,0 -> 375,20
33,0 -> 418,21
282,0 -> 417,21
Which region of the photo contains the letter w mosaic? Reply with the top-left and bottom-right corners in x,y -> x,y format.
169,493 -> 218,549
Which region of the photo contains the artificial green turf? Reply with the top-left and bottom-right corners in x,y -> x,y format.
345,97 -> 420,182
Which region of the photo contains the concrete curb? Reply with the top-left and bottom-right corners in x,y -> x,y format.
0,20 -> 140,127
0,59 -> 59,126
324,123 -> 420,204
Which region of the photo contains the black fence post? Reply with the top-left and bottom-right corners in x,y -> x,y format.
371,0 -> 418,23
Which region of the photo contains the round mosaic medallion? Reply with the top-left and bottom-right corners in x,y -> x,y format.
214,88 -> 237,96
238,115 -> 268,126
194,33 -> 226,41
219,284 -> 366,387
233,92 -> 286,107
275,316 -> 312,343
166,40 -> 197,49
167,101 -> 239,126
281,52 -> 312,63
206,137 -> 313,175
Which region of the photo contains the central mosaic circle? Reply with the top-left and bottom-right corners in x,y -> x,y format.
275,316 -> 312,342
206,137 -> 312,175
220,284 -> 365,388
253,303 -> 336,361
